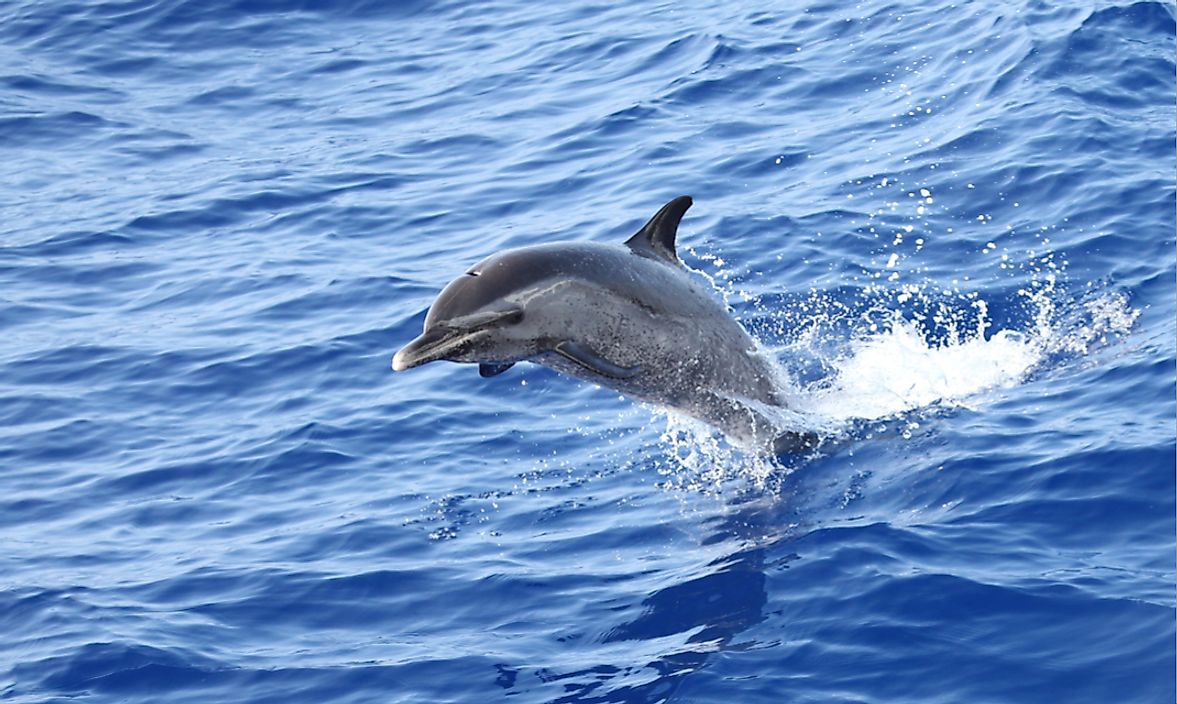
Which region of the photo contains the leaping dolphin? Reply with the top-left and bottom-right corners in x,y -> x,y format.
392,196 -> 814,455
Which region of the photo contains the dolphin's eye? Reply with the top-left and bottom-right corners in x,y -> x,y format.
466,270 -> 481,277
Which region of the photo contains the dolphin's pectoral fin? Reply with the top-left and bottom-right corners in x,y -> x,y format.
554,341 -> 641,380
479,362 -> 515,378
624,195 -> 692,267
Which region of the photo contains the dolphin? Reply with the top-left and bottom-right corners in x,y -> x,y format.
392,196 -> 814,455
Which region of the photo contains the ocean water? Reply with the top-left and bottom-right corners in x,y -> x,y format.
2,0 -> 1174,702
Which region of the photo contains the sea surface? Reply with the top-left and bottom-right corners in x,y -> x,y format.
2,1 -> 1174,702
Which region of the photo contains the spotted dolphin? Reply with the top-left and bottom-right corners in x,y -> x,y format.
392,196 -> 813,455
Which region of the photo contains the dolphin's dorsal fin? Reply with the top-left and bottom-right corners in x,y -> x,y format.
624,195 -> 692,267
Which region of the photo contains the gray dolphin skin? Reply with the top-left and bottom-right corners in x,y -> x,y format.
392,196 -> 813,455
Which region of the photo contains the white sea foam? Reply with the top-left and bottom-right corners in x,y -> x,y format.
795,317 -> 1040,422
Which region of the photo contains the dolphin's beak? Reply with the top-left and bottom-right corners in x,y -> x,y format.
392,327 -> 470,371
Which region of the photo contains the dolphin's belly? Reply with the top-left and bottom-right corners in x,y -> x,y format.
531,279 -> 788,449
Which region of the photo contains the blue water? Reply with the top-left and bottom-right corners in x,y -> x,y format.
2,1 -> 1174,702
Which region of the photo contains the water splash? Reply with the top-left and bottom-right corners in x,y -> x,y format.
783,275 -> 1137,427
656,210 -> 1140,483
651,411 -> 784,492
796,316 -> 1040,422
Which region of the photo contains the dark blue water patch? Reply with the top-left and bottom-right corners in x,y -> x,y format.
0,418 -> 113,464
1,229 -> 139,259
124,207 -> 241,234
927,126 -> 1007,162
183,567 -> 443,630
169,343 -> 343,404
87,54 -> 167,79
3,345 -> 152,387
269,517 -> 418,564
111,138 -> 209,165
123,186 -> 336,236
186,85 -> 257,108
16,641 -> 235,699
667,65 -> 797,107
712,522 -> 1177,703
1065,2 -> 1177,56
97,456 -> 256,500
0,393 -> 77,430
1,73 -> 124,101
0,110 -> 125,147
624,32 -> 713,78
15,650 -> 506,704
398,132 -> 508,159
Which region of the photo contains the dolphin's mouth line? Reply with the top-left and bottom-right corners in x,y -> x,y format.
393,307 -> 525,372
392,328 -> 484,371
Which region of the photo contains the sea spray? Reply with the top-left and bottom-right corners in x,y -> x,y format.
651,218 -> 1140,486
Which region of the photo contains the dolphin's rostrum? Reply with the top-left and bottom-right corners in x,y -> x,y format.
393,196 -> 814,455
